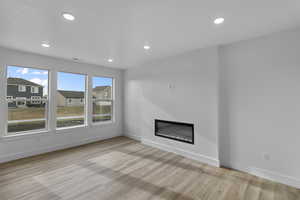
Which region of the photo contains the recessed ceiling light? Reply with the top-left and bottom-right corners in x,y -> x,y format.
108,58 -> 113,63
41,43 -> 50,48
214,17 -> 224,25
144,45 -> 150,50
62,13 -> 75,21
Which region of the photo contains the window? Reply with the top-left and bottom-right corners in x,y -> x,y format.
31,96 -> 41,104
31,86 -> 39,93
57,72 -> 86,128
6,96 -> 13,102
6,66 -> 48,135
92,76 -> 113,123
18,85 -> 26,92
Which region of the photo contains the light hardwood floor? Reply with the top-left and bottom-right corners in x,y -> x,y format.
0,137 -> 299,200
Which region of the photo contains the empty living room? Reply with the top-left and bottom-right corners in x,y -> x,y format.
0,1 -> 300,199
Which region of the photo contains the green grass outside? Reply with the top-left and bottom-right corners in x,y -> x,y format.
8,114 -> 112,134
7,120 -> 46,134
8,105 -> 111,120
7,105 -> 112,134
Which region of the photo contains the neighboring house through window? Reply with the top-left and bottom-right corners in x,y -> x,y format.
7,77 -> 44,107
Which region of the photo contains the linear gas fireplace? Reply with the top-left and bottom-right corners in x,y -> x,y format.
155,119 -> 194,144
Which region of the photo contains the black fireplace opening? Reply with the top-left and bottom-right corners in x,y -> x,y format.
155,119 -> 194,144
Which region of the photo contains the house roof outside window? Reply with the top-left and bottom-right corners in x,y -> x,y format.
58,90 -> 84,99
7,78 -> 42,87
93,86 -> 111,92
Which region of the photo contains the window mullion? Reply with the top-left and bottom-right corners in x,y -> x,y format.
87,75 -> 93,127
0,66 -> 7,137
49,69 -> 57,132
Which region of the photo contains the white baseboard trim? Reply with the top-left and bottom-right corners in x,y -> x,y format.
124,133 -> 141,141
0,134 -> 121,164
231,163 -> 300,189
142,138 -> 220,167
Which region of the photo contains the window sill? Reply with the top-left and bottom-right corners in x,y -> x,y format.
0,129 -> 49,141
0,121 -> 115,141
55,125 -> 87,134
92,120 -> 115,126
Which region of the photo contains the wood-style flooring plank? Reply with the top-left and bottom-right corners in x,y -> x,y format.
0,136 -> 299,200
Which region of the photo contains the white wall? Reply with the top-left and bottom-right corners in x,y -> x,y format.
124,47 -> 219,166
0,47 -> 123,163
124,28 -> 300,188
219,28 -> 300,188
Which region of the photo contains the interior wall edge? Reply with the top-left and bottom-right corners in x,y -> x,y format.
124,133 -> 141,141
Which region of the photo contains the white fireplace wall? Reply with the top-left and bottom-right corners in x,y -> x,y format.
124,47 -> 219,166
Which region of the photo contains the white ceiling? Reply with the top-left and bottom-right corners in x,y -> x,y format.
0,0 -> 300,69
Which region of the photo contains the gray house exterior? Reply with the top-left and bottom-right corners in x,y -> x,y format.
57,90 -> 84,107
56,86 -> 111,107
92,86 -> 112,100
7,78 -> 44,107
